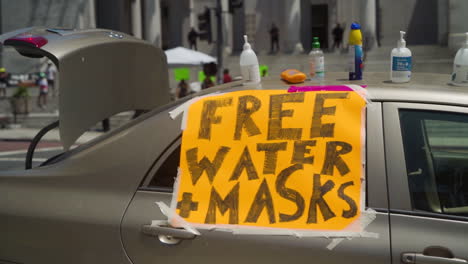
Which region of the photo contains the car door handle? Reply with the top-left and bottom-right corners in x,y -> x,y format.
141,224 -> 197,240
402,253 -> 467,264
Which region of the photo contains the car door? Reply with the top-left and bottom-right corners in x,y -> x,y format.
384,102 -> 468,264
121,102 -> 391,264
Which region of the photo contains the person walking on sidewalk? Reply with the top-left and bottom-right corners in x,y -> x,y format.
37,72 -> 48,109
46,62 -> 57,97
332,23 -> 344,51
201,76 -> 214,90
0,67 -> 10,98
176,79 -> 189,99
269,23 -> 280,53
188,28 -> 198,50
223,69 -> 232,83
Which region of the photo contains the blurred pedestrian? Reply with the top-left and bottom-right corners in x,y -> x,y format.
0,67 -> 9,98
223,69 -> 232,83
37,72 -> 48,109
332,23 -> 344,51
176,79 -> 189,99
201,76 -> 214,90
269,23 -> 280,53
188,28 -> 198,50
46,62 -> 57,97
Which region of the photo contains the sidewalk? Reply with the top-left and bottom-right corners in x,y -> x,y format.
0,127 -> 103,143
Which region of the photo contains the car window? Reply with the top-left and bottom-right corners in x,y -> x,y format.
148,145 -> 180,189
400,110 -> 468,216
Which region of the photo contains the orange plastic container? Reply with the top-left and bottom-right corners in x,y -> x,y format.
280,69 -> 307,84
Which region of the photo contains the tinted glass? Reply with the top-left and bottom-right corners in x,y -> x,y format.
400,110 -> 468,216
149,145 -> 180,188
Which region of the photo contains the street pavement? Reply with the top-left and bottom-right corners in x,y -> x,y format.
0,128 -> 102,171
0,140 -> 63,171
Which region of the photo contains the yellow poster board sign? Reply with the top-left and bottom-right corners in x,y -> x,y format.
174,89 -> 366,231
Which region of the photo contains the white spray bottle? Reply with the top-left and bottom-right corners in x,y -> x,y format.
391,31 -> 412,83
240,35 -> 261,84
451,32 -> 468,86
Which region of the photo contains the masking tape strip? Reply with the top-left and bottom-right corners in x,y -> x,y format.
326,208 -> 378,250
183,208 -> 378,238
168,100 -> 191,120
155,169 -> 200,236
168,92 -> 224,130
326,239 -> 344,250
359,101 -> 367,210
345,84 -> 373,105
155,201 -> 200,236
151,220 -> 168,226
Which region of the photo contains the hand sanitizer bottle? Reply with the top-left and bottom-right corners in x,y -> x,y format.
451,32 -> 468,86
391,31 -> 412,83
240,35 -> 261,84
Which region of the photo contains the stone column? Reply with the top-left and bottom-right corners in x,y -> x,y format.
131,0 -> 143,38
222,0 -> 233,54
189,0 -> 196,28
360,0 -> 377,50
77,0 -> 96,29
142,0 -> 162,47
285,0 -> 303,53
243,0 -> 258,49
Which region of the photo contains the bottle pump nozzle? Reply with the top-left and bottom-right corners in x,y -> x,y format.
243,35 -> 251,50
398,31 -> 406,48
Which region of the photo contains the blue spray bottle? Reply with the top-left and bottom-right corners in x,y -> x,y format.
348,23 -> 363,80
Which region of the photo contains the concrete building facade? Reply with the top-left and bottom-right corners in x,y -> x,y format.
2,0 -> 468,73
139,0 -> 465,55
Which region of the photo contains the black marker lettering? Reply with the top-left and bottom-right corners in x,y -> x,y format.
276,164 -> 306,222
229,146 -> 259,181
186,146 -> 230,185
307,174 -> 336,223
245,179 -> 276,224
321,141 -> 352,176
338,181 -> 358,218
176,192 -> 198,218
267,93 -> 304,140
291,140 -> 317,164
234,95 -> 262,140
199,98 -> 233,140
310,93 -> 348,138
205,183 -> 240,224
257,142 -> 287,174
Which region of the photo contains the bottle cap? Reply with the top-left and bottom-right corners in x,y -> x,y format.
351,23 -> 361,30
312,37 -> 320,49
243,35 -> 251,50
398,31 -> 406,48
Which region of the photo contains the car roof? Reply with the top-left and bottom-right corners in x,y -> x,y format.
199,72 -> 468,108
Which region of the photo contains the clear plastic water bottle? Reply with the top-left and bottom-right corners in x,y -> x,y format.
309,37 -> 325,81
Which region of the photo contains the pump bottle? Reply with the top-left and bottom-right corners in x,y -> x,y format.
451,32 -> 468,86
240,35 -> 261,84
391,31 -> 412,83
